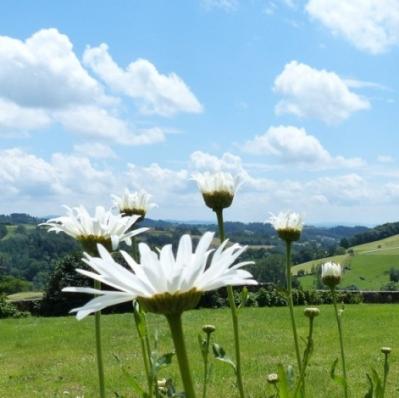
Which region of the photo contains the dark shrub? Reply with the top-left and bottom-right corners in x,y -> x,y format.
0,295 -> 29,318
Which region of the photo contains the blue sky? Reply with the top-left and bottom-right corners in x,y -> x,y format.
0,0 -> 398,225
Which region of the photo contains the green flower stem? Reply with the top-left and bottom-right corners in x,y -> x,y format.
94,279 -> 106,398
166,313 -> 197,398
133,304 -> 153,398
285,241 -> 303,379
131,235 -> 140,263
131,237 -> 154,397
382,352 -> 390,397
332,289 -> 348,398
216,209 -> 245,398
202,333 -> 211,398
294,316 -> 315,397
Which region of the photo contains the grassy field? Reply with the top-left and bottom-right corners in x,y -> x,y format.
292,254 -> 350,275
7,292 -> 43,302
294,235 -> 399,290
1,224 -> 35,240
1,305 -> 398,397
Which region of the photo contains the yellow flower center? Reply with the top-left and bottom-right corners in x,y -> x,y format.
138,288 -> 202,315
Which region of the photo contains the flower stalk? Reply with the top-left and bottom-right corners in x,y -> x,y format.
131,236 -> 154,398
85,244 -> 106,398
294,308 -> 319,396
284,241 -> 303,390
200,325 -> 215,398
332,289 -> 348,398
166,313 -> 197,398
381,347 -> 391,397
94,278 -> 106,398
133,302 -> 153,398
215,208 -> 245,398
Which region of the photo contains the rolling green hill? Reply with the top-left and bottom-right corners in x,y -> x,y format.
293,234 -> 399,290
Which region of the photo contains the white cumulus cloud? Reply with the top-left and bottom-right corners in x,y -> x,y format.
0,28 -> 110,109
200,0 -> 238,11
306,0 -> 399,54
73,143 -> 116,159
190,151 -> 245,173
0,29 -> 176,146
0,148 -> 60,196
243,125 -> 363,168
306,174 -> 370,205
83,43 -> 203,117
274,61 -> 370,124
54,106 -> 165,145
0,98 -> 51,134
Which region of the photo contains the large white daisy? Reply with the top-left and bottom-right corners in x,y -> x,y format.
64,232 -> 257,319
41,205 -> 148,251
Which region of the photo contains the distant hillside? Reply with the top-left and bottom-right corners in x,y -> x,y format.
0,212 -> 381,294
0,213 -> 44,225
293,234 -> 399,291
342,221 -> 399,248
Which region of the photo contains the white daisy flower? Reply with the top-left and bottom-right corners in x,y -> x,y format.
269,211 -> 304,242
41,205 -> 148,252
64,231 -> 257,319
112,189 -> 157,219
193,171 -> 242,210
321,262 -> 342,288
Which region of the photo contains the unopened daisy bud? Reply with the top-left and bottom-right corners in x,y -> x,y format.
381,347 -> 392,354
202,324 -> 216,334
193,172 -> 241,211
112,189 -> 157,220
157,378 -> 167,388
267,373 -> 279,384
321,262 -> 342,289
304,307 -> 320,318
269,211 -> 303,242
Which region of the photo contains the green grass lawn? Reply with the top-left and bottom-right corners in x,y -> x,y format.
1,305 -> 398,397
7,292 -> 43,302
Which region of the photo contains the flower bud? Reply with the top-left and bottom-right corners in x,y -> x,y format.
193,172 -> 241,211
304,307 -> 320,318
321,262 -> 342,289
112,189 -> 157,221
203,191 -> 234,211
202,324 -> 216,334
269,212 -> 303,243
267,373 -> 279,384
157,378 -> 167,388
381,347 -> 392,354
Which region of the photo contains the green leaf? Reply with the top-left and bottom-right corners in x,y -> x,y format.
128,377 -> 148,397
330,358 -> 345,387
154,352 -> 174,372
133,301 -> 148,338
212,343 -> 236,373
198,333 -> 207,359
238,287 -> 249,310
276,364 -> 290,398
112,353 -> 147,397
364,373 -> 373,398
371,367 -> 383,397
